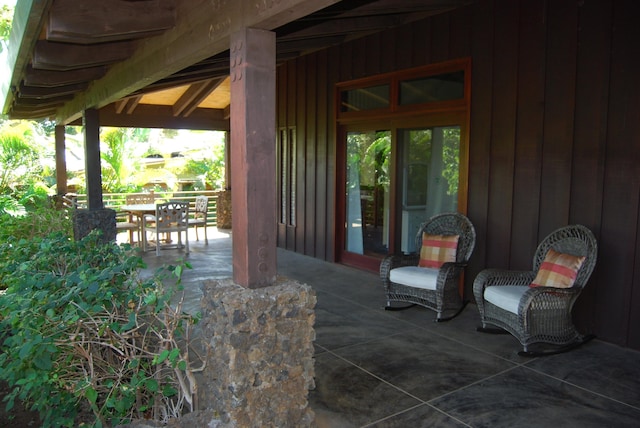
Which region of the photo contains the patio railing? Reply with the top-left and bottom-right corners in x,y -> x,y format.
70,190 -> 219,227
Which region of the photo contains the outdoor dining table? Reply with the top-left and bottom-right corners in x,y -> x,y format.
120,203 -> 158,220
120,203 -> 160,250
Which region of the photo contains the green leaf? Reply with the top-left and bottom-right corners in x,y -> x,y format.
145,378 -> 159,392
122,312 -> 137,331
162,385 -> 178,397
168,348 -> 180,365
33,353 -> 52,370
154,349 -> 170,365
177,360 -> 187,371
85,386 -> 98,404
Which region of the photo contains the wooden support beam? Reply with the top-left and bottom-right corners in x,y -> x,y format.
83,109 -> 103,210
55,0 -> 342,124
125,96 -> 142,114
33,40 -> 134,70
230,28 -> 277,288
47,0 -> 176,44
55,125 -> 68,196
98,103 -> 230,130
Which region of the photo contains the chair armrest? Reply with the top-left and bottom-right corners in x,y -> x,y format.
379,253 -> 420,281
473,269 -> 536,290
438,261 -> 468,280
519,286 -> 582,315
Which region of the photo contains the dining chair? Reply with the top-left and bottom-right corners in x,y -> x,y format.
188,195 -> 209,244
142,201 -> 190,256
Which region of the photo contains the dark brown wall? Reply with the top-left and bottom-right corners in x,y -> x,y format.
275,0 -> 640,349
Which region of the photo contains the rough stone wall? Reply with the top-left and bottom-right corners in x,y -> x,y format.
73,208 -> 117,243
215,190 -> 232,229
199,278 -> 316,427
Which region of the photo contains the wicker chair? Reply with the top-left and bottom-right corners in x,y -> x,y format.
473,224 -> 598,356
380,212 -> 476,321
142,201 -> 190,256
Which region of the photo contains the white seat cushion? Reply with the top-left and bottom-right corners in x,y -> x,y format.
484,285 -> 529,315
389,266 -> 439,290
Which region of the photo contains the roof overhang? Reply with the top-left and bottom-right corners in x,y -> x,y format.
2,0 -> 475,130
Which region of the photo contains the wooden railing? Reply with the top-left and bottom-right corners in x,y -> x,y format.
70,190 -> 219,227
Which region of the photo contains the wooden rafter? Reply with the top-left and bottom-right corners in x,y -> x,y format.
47,0 -> 176,44
173,78 -> 223,117
55,0 -> 342,124
33,40 -> 134,71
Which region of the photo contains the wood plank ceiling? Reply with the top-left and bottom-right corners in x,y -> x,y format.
3,0 -> 474,129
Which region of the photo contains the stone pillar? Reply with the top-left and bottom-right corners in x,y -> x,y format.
230,28 -> 277,288
199,278 -> 316,427
215,190 -> 232,229
73,208 -> 117,244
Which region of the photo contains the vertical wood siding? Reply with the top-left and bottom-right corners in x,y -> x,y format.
275,0 -> 640,349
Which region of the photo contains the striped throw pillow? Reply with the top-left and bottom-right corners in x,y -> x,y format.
530,248 -> 586,288
418,233 -> 459,269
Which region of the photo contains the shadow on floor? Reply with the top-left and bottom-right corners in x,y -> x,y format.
137,229 -> 640,428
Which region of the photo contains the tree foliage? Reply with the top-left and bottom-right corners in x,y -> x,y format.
0,4 -> 13,53
0,131 -> 41,193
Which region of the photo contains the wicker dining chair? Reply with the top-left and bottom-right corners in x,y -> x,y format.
380,212 -> 476,321
473,224 -> 598,356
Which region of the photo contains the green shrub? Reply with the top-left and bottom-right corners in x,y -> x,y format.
0,231 -> 199,427
0,203 -> 72,237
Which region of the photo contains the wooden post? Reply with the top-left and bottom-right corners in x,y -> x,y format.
83,108 -> 104,210
230,28 -> 276,288
54,125 -> 68,196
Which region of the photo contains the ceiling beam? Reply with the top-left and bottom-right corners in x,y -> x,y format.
18,82 -> 87,99
23,65 -> 106,87
173,78 -> 223,117
33,40 -> 135,71
98,103 -> 230,130
55,0 -> 342,124
47,0 -> 177,44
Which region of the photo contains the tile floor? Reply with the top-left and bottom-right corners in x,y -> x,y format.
133,229 -> 640,428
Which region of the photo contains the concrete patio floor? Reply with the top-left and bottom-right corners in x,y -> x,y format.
130,228 -> 640,428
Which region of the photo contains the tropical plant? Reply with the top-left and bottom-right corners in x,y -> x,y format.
101,128 -> 136,192
0,131 -> 42,193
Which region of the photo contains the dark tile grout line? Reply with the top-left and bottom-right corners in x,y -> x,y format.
520,364 -> 640,412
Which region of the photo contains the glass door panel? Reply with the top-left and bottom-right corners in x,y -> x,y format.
345,130 -> 391,258
398,126 -> 460,253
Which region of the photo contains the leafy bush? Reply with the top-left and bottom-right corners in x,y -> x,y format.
0,202 -> 72,244
0,231 -> 201,427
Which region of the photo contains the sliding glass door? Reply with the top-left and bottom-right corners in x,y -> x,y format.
336,59 -> 470,270
339,123 -> 462,269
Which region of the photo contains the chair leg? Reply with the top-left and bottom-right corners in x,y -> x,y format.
204,224 -> 208,245
517,334 -> 596,358
195,226 -> 199,241
435,300 -> 469,322
384,303 -> 417,311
